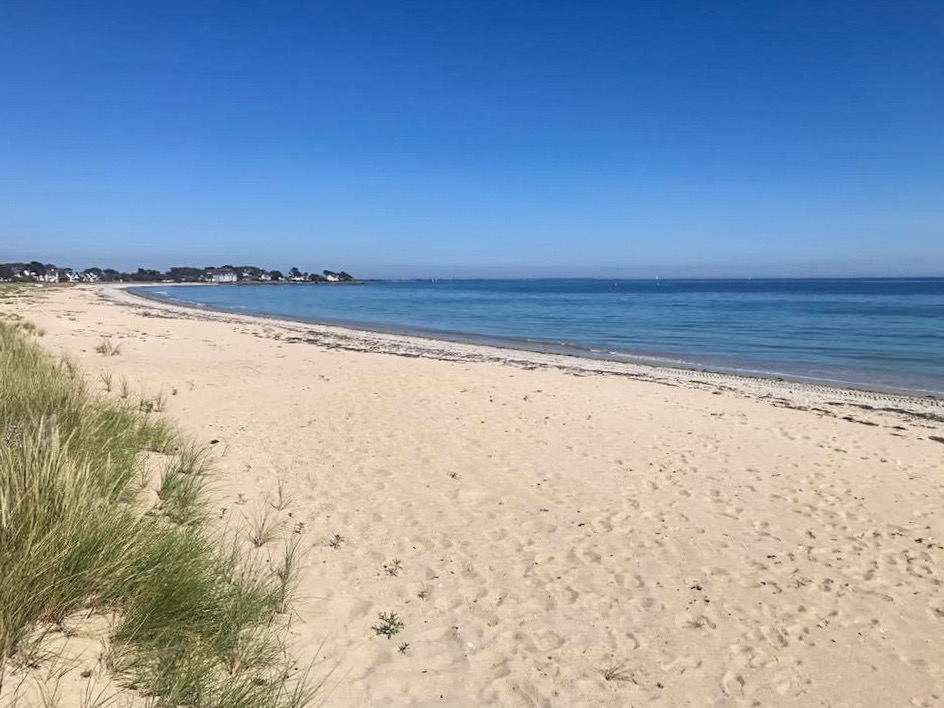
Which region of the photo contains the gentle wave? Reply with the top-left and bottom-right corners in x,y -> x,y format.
130,278 -> 944,397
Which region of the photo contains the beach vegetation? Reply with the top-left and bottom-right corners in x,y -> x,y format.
271,538 -> 302,614
267,478 -> 293,511
371,613 -> 404,639
138,391 -> 166,414
94,338 -> 122,356
0,319 -> 315,706
156,453 -> 207,525
327,533 -> 344,550
2,316 -> 45,337
59,355 -> 80,381
599,662 -> 632,682
247,508 -> 282,548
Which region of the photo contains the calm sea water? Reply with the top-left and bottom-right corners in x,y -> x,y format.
133,279 -> 944,396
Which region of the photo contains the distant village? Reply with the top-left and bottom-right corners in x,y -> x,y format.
0,262 -> 356,284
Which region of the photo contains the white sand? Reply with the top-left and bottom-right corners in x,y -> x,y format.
8,284 -> 944,707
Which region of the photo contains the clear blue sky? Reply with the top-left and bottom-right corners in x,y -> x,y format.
1,1 -> 942,277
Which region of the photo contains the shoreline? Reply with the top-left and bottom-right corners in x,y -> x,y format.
7,282 -> 944,706
119,284 -> 944,417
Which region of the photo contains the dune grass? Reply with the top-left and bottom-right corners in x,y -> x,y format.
94,338 -> 123,357
0,318 -> 314,706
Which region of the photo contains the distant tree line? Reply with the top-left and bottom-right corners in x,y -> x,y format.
0,261 -> 355,284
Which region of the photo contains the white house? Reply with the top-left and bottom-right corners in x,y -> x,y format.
40,269 -> 60,283
209,268 -> 237,284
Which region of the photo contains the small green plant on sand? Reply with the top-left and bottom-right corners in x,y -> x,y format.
383,559 -> 402,577
600,662 -> 632,682
372,612 -> 404,639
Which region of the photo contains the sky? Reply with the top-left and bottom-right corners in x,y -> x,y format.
1,1 -> 942,278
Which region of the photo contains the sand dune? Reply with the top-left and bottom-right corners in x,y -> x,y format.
7,284 -> 944,707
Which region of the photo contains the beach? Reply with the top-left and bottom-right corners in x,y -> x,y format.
8,283 -> 944,707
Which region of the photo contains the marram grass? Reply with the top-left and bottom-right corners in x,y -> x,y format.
0,319 -> 315,707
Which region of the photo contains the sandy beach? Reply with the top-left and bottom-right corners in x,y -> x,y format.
8,283 -> 944,707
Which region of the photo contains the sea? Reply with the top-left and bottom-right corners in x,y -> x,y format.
132,278 -> 944,397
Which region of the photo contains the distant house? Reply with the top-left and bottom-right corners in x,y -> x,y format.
40,269 -> 61,283
81,270 -> 100,283
63,270 -> 80,283
322,269 -> 354,282
257,271 -> 271,281
209,268 -> 237,284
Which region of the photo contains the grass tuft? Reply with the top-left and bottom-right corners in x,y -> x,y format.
271,539 -> 302,614
247,509 -> 282,549
599,662 -> 633,682
93,338 -> 123,356
139,391 -> 167,414
156,451 -> 207,525
0,319 -> 313,706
